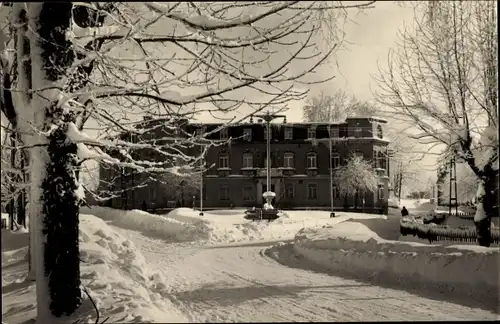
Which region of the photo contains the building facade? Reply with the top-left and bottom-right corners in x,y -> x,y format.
98,116 -> 391,212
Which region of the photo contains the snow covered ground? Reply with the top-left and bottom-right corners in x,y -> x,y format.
81,206 -> 386,244
2,214 -> 188,324
3,206 -> 498,322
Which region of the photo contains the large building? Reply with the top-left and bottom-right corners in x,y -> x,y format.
98,116 -> 391,213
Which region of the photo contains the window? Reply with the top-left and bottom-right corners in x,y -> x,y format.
378,185 -> 384,200
149,183 -> 157,204
376,152 -> 386,169
307,127 -> 316,139
242,153 -> 253,168
376,124 -> 383,139
196,126 -> 206,136
332,185 -> 340,198
243,186 -> 254,201
220,128 -> 228,140
332,153 -> 340,169
264,157 -> 272,168
330,127 -> 339,138
284,127 -> 293,140
354,123 -> 362,138
307,183 -> 317,200
243,128 -> 252,141
219,153 -> 230,169
220,185 -> 230,200
306,152 -> 317,169
283,152 -> 294,168
264,127 -> 271,140
285,184 -> 294,198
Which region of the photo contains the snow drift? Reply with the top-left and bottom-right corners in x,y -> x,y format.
1,214 -> 187,323
81,207 -> 388,245
271,221 -> 499,298
80,206 -> 215,242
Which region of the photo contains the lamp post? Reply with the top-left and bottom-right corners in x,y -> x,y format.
199,152 -> 204,216
252,111 -> 287,209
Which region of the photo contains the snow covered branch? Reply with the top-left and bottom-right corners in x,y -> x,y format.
373,1 -> 498,180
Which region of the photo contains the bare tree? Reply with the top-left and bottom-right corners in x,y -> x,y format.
302,89 -> 376,122
0,1 -> 376,321
0,126 -> 28,228
336,154 -> 378,209
373,1 -> 498,246
156,171 -> 201,207
386,129 -> 425,200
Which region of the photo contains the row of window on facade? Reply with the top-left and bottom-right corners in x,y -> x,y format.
218,183 -> 384,201
218,151 -> 386,169
212,124 -> 384,141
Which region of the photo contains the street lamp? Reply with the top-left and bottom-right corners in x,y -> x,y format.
252,111 -> 287,210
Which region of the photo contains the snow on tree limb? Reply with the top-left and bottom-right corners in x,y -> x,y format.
373,1 -> 498,180
1,1 -> 377,205
336,155 -> 378,197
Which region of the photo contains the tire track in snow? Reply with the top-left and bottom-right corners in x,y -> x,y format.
114,227 -> 498,322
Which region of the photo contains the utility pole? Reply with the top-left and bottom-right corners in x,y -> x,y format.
252,111 -> 287,208
398,162 -> 403,202
199,146 -> 204,216
448,157 -> 458,217
328,107 -> 334,213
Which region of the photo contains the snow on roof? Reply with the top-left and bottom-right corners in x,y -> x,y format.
188,121 -> 348,127
346,116 -> 388,123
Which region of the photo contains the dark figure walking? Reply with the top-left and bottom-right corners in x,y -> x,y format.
401,206 -> 409,217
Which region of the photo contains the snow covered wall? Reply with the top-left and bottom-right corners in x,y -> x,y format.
269,221 -> 499,299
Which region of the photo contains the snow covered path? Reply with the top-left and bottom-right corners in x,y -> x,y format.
116,227 -> 496,322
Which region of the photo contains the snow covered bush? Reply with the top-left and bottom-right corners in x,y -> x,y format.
336,154 -> 378,209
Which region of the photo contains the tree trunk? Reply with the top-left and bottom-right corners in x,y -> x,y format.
9,134 -> 16,230
28,3 -> 81,320
17,146 -> 27,227
474,166 -> 498,247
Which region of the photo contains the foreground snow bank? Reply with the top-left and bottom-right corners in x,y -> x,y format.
1,214 -> 187,323
286,221 -> 499,296
79,214 -> 188,322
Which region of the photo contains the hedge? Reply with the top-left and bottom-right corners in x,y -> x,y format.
400,219 -> 500,244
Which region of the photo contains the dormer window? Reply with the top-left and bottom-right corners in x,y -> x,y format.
330,127 -> 339,138
220,128 -> 228,140
376,124 -> 383,139
285,127 -> 293,140
306,152 -> 317,169
354,123 -> 362,138
196,126 -> 206,136
243,128 -> 252,141
307,126 -> 316,139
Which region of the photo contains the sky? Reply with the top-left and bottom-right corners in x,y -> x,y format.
0,2 -> 438,192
